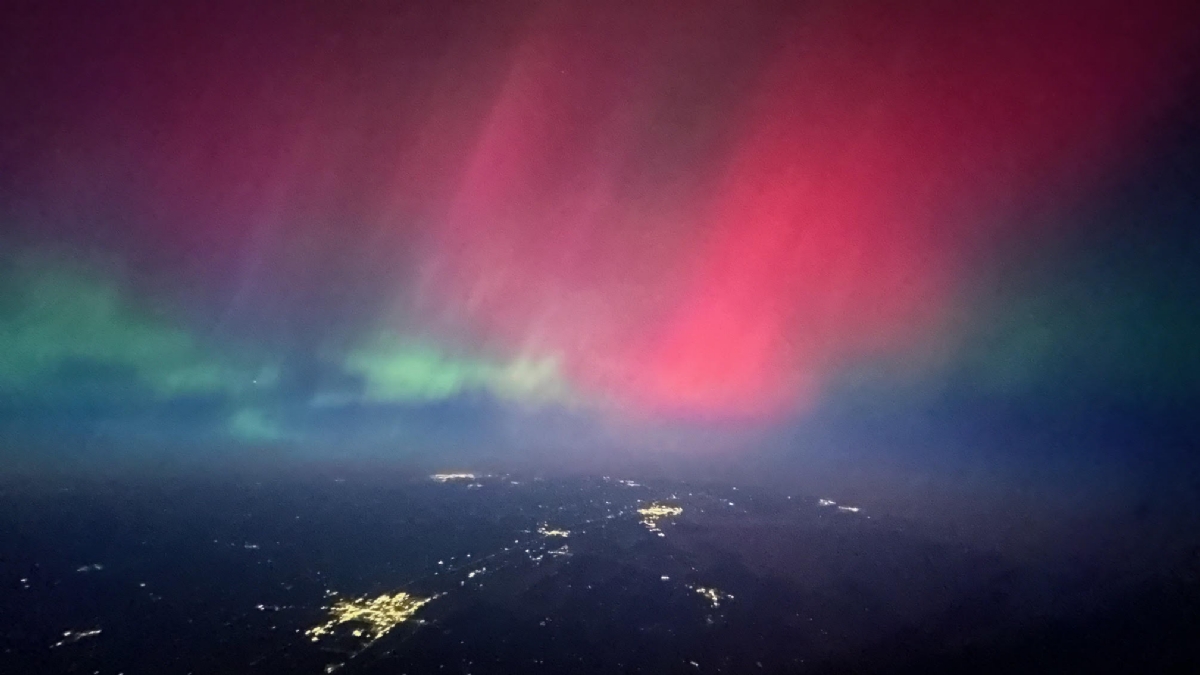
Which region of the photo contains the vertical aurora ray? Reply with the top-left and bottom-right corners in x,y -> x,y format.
420,1 -> 1200,418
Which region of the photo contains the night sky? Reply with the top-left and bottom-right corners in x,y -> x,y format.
2,2 -> 1198,508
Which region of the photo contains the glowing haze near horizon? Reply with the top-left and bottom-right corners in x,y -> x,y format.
2,1 -> 1199,466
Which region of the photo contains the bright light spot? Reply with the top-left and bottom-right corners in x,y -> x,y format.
51,629 -> 102,648
690,585 -> 734,608
431,473 -> 476,483
537,524 -> 570,538
306,592 -> 435,645
638,502 -> 683,534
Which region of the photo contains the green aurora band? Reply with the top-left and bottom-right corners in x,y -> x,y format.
2,231 -> 1195,448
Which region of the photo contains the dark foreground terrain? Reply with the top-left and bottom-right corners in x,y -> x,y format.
2,470 -> 1198,674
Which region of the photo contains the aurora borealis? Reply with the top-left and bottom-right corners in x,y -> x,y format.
1,1 -> 1198,484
